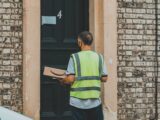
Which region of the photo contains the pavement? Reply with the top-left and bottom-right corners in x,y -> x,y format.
0,107 -> 32,120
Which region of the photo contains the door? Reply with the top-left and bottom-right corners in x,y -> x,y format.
41,0 -> 89,120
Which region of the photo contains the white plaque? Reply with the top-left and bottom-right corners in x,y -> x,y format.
42,16 -> 57,25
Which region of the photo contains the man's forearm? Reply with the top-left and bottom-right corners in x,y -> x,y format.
62,75 -> 75,84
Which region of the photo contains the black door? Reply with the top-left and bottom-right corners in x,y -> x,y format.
41,0 -> 89,120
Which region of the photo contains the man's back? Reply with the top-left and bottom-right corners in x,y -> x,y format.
75,51 -> 101,76
65,50 -> 107,109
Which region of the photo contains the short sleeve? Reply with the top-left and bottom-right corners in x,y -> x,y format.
65,57 -> 75,75
102,62 -> 108,76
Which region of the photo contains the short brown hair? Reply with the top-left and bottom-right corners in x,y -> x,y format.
78,31 -> 93,45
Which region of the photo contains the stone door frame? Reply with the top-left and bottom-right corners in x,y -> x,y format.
23,0 -> 117,120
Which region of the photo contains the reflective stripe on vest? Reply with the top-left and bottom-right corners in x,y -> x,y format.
74,53 -> 81,76
70,51 -> 103,99
98,54 -> 103,75
76,76 -> 101,81
71,87 -> 101,91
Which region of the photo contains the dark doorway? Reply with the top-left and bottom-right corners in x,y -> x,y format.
40,0 -> 89,120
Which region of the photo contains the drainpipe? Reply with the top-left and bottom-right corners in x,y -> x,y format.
154,0 -> 158,119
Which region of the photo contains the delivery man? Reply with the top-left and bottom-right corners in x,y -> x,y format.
59,31 -> 108,120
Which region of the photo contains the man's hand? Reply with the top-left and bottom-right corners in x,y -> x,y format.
52,77 -> 65,85
101,76 -> 108,82
62,75 -> 75,85
58,78 -> 65,85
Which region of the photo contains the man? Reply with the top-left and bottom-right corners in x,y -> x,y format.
60,31 -> 108,120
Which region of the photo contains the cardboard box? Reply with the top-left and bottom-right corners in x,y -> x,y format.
43,66 -> 66,79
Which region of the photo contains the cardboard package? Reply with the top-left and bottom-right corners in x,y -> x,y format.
43,66 -> 66,79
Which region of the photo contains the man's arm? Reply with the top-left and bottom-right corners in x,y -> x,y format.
59,57 -> 75,85
62,75 -> 75,84
101,62 -> 108,82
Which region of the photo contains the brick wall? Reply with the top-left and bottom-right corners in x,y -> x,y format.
0,0 -> 160,118
0,0 -> 23,112
117,0 -> 160,119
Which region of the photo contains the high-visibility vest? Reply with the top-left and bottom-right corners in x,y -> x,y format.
70,51 -> 103,99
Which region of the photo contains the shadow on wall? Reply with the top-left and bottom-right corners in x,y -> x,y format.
103,106 -> 117,120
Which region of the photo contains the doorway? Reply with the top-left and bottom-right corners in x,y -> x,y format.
40,0 -> 89,120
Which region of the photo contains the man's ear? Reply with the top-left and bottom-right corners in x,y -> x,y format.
78,40 -> 82,47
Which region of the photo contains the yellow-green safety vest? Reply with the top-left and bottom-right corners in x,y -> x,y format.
70,51 -> 103,99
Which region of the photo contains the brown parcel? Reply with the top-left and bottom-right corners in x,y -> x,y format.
43,66 -> 66,79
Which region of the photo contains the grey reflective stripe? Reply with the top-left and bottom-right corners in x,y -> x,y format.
76,76 -> 100,80
98,54 -> 103,76
71,87 -> 100,91
74,53 -> 81,76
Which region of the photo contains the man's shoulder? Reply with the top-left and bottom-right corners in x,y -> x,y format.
71,51 -> 102,57
71,52 -> 81,56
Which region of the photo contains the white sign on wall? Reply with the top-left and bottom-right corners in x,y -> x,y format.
42,16 -> 57,25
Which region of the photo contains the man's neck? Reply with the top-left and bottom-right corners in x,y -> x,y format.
81,46 -> 92,51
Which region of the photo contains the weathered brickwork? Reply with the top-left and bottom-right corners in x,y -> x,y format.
0,0 -> 23,112
117,0 -> 160,119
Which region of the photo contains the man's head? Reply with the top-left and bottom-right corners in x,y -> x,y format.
77,31 -> 93,49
